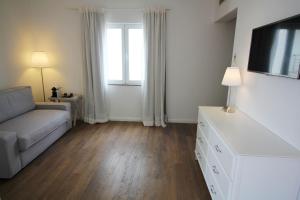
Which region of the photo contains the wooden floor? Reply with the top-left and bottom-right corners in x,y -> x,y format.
0,122 -> 210,200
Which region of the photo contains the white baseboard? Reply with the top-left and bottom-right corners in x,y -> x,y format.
84,117 -> 108,124
167,118 -> 197,124
91,116 -> 197,124
108,117 -> 142,122
142,121 -> 154,126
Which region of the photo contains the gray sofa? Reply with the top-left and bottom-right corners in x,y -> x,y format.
0,86 -> 71,178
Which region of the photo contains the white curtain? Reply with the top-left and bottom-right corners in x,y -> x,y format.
142,9 -> 167,127
81,9 -> 108,124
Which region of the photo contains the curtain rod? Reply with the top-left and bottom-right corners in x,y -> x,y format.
66,7 -> 171,12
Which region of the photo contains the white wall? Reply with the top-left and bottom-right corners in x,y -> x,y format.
214,0 -> 238,22
28,0 -> 83,100
0,0 -> 42,100
0,0 -> 28,88
165,1 -> 235,123
224,0 -> 300,149
1,0 -> 235,123
107,86 -> 142,121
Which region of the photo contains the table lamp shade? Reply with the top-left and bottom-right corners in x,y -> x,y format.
32,52 -> 49,68
222,67 -> 241,86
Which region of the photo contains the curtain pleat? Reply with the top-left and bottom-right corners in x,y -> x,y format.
142,9 -> 167,127
81,9 -> 108,124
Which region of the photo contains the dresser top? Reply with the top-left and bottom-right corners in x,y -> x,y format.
199,106 -> 300,158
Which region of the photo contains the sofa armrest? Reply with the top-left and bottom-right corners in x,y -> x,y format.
35,102 -> 71,112
0,131 -> 21,178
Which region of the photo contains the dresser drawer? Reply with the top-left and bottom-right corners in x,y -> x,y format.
195,140 -> 207,175
207,144 -> 231,199
207,128 -> 235,179
197,125 -> 209,156
198,110 -> 210,139
206,167 -> 224,200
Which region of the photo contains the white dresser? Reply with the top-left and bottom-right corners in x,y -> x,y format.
195,106 -> 300,200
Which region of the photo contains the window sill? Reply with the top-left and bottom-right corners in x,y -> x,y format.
108,83 -> 141,87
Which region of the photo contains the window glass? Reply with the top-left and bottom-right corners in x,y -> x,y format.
106,24 -> 144,85
107,28 -> 123,81
128,28 -> 144,81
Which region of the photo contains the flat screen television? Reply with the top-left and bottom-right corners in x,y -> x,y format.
248,14 -> 300,79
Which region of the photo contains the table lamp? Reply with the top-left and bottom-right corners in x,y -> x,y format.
32,52 -> 49,102
222,67 -> 241,113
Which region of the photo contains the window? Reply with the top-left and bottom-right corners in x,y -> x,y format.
106,23 -> 144,85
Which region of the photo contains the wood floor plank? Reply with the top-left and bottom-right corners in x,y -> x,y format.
0,122 -> 211,200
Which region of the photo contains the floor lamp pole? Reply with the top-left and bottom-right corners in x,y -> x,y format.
40,68 -> 46,102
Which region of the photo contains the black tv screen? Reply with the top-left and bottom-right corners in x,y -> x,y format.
248,14 -> 300,79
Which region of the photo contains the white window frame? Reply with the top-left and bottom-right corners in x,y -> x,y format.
107,23 -> 143,86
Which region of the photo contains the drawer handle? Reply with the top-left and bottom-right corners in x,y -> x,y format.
210,185 -> 217,195
197,152 -> 201,159
212,165 -> 219,175
214,145 -> 222,153
198,137 -> 204,144
199,121 -> 205,127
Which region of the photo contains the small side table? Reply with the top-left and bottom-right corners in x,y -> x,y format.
49,95 -> 82,127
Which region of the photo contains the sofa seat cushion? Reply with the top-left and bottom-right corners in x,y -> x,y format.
0,110 -> 70,151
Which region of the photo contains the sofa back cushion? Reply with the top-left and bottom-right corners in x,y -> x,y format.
0,86 -> 35,123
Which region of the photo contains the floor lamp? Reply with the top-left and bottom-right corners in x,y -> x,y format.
32,52 -> 49,102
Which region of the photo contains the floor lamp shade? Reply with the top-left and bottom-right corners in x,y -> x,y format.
32,52 -> 49,102
32,52 -> 49,67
